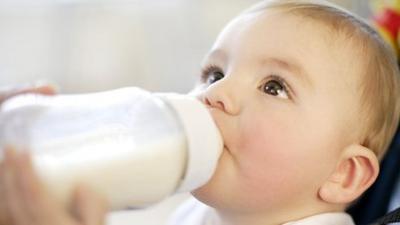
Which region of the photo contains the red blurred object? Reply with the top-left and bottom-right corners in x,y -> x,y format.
372,1 -> 400,58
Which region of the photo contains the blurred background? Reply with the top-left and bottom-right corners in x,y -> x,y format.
0,0 -> 377,224
0,0 -> 372,94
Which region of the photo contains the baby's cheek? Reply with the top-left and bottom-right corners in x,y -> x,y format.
237,116 -> 310,201
236,118 -> 299,186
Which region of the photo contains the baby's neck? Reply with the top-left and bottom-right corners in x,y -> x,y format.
216,209 -> 292,225
214,204 -> 344,225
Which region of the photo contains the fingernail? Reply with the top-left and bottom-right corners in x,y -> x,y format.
33,80 -> 60,92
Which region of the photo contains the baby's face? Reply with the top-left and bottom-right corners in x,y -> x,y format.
191,10 -> 364,214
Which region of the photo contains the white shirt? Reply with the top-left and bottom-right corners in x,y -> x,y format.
168,198 -> 355,225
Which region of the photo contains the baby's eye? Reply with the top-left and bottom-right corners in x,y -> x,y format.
201,66 -> 224,85
261,79 -> 289,99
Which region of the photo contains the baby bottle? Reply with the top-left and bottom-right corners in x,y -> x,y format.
0,87 -> 222,210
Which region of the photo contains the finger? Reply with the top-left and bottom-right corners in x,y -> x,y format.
13,150 -> 47,224
28,85 -> 57,96
14,151 -> 73,225
72,185 -> 108,225
3,148 -> 32,225
0,82 -> 57,104
0,157 -> 12,225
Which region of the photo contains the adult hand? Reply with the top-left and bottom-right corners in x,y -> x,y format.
0,83 -> 109,225
0,148 -> 109,225
0,82 -> 57,105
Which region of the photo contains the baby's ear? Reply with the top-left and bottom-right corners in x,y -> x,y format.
318,144 -> 379,204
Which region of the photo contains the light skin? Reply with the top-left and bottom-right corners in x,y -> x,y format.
191,9 -> 379,225
0,8 -> 380,225
0,84 -> 56,104
0,85 -> 108,225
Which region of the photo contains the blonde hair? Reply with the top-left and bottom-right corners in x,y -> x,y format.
244,0 -> 400,159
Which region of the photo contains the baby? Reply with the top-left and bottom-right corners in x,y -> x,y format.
168,0 -> 400,224
0,0 -> 399,225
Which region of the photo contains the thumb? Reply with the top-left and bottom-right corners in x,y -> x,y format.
31,84 -> 58,95
71,185 -> 109,225
0,82 -> 57,104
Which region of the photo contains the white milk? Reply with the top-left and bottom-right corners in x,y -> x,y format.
0,87 -> 222,210
34,135 -> 186,209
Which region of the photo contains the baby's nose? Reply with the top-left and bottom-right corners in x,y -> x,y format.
204,96 -> 226,112
196,81 -> 241,116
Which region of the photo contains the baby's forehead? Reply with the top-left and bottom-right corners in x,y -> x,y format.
242,8 -> 366,71
229,9 -> 365,63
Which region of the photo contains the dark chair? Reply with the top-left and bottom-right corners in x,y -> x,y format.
347,127 -> 400,225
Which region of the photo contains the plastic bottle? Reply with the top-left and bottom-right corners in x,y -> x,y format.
0,87 -> 222,210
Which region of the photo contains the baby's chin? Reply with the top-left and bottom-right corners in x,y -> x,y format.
190,172 -> 234,209
190,148 -> 242,208
191,179 -> 214,201
191,185 -> 225,209
189,172 -> 220,203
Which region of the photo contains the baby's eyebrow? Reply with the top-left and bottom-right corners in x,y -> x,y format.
261,57 -> 313,88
